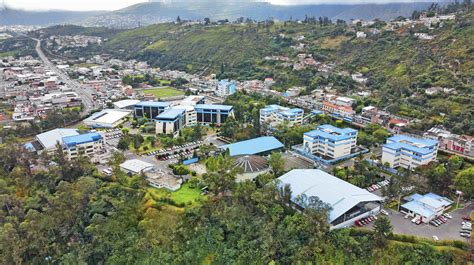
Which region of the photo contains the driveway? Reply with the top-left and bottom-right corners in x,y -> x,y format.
365,204 -> 472,241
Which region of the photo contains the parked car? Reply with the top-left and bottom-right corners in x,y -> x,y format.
462,216 -> 472,221
380,209 -> 389,216
443,213 -> 453,219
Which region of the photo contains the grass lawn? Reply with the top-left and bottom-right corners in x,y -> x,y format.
140,87 -> 184,98
147,183 -> 204,207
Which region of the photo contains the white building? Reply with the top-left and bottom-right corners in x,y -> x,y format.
278,169 -> 382,229
120,159 -> 154,175
382,135 -> 438,169
155,108 -> 186,135
401,193 -> 453,223
356,31 -> 367,38
259,105 -> 304,128
303,124 -> 358,159
83,109 -> 132,128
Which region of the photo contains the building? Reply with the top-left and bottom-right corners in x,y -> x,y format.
155,108 -> 186,135
321,101 -> 355,121
83,109 -> 132,128
220,136 -> 284,157
303,125 -> 358,160
34,128 -> 81,152
113,99 -> 140,110
120,159 -> 154,175
195,104 -> 234,125
356,31 -> 367,38
260,105 -> 304,128
180,95 -> 205,106
216,79 -> 236,97
424,126 -> 474,158
277,169 -> 382,229
61,132 -> 104,159
400,193 -> 453,223
381,135 -> 438,169
134,101 -> 171,120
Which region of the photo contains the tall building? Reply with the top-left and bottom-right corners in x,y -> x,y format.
62,132 -> 104,159
134,101 -> 171,120
195,104 -> 234,125
382,135 -> 438,169
155,108 -> 186,135
303,124 -> 358,159
215,79 -> 236,97
260,105 -> 304,128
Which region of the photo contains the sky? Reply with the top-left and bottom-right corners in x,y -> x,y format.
1,0 -> 432,11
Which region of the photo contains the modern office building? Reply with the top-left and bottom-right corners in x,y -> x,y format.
83,109 -> 132,128
195,104 -> 234,125
134,101 -> 171,120
260,105 -> 304,128
381,135 -> 438,169
303,124 -> 358,159
277,169 -> 382,229
155,108 -> 186,135
215,79 -> 236,97
61,132 -> 104,159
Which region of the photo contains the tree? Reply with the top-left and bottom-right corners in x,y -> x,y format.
373,216 -> 393,247
117,137 -> 130,151
453,167 -> 474,198
268,152 -> 285,177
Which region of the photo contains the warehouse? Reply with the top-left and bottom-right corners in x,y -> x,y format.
83,109 -> 132,128
277,169 -> 382,229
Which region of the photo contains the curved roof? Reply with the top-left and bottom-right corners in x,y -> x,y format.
233,155 -> 269,173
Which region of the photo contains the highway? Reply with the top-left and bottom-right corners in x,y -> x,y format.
33,38 -> 96,116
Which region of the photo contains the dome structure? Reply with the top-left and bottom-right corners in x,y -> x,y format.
233,155 -> 269,173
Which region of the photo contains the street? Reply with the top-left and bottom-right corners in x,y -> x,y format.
32,38 -> 96,116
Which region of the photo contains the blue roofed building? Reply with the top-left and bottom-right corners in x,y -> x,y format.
155,108 -> 186,135
219,136 -> 284,157
277,169 -> 382,229
303,124 -> 358,160
400,193 -> 453,223
260,105 -> 304,129
382,135 -> 438,169
216,79 -> 236,97
195,104 -> 234,125
134,101 -> 171,121
62,132 -> 104,159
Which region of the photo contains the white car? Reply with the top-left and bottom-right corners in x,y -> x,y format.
432,236 -> 439,241
380,209 -> 389,216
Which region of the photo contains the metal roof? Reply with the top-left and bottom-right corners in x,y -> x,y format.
120,159 -> 154,174
305,124 -> 357,141
113,99 -> 140,109
36,128 -> 79,150
156,108 -> 185,120
62,132 -> 102,147
384,135 -> 438,155
84,109 -> 131,126
220,136 -> 284,157
195,104 -> 233,111
135,101 -> 171,108
277,169 -> 382,223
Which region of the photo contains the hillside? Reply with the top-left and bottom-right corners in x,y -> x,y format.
0,7 -> 101,26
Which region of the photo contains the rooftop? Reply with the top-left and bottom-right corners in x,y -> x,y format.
113,99 -> 140,109
402,193 -> 453,217
36,128 -> 79,150
305,124 -> 357,141
135,101 -> 171,108
62,132 -> 102,148
220,136 -> 284,157
233,155 -> 269,173
84,109 -> 131,126
156,108 -> 185,120
384,135 -> 438,155
195,104 -> 233,111
120,159 -> 154,174
278,169 -> 382,223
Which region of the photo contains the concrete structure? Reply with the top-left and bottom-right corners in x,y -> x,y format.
120,159 -> 154,175
113,99 -> 140,109
83,109 -> 132,128
195,104 -> 234,125
62,132 -> 104,159
400,193 -> 453,223
277,169 -> 382,229
155,108 -> 186,135
216,79 -> 236,97
134,101 -> 171,120
303,125 -> 358,160
424,126 -> 474,158
260,105 -> 304,128
35,128 -> 80,152
382,135 -> 438,169
220,136 -> 284,157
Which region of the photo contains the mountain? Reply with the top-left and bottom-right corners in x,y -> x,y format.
0,7 -> 102,26
1,1 -> 444,28
81,1 -> 437,28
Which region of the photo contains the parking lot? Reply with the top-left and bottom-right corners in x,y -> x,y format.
364,204 -> 473,241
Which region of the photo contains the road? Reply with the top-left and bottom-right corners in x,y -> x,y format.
32,38 -> 96,116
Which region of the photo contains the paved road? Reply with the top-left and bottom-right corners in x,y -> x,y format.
33,38 -> 96,116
